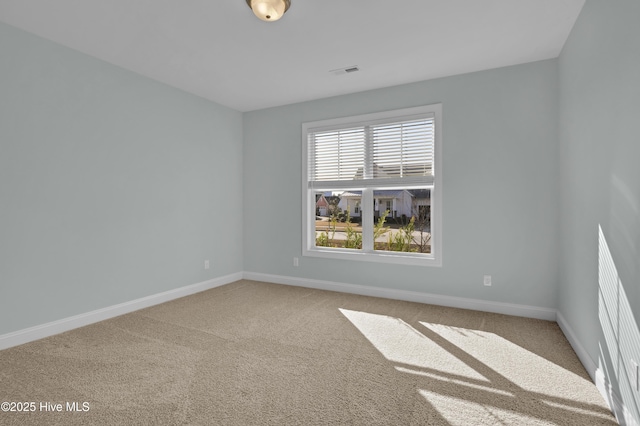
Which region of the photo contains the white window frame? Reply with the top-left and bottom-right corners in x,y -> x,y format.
302,104 -> 442,267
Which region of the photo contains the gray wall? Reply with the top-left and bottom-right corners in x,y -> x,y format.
243,59 -> 561,309
0,22 -> 244,335
558,0 -> 640,422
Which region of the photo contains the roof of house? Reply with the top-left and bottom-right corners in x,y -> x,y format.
408,189 -> 431,199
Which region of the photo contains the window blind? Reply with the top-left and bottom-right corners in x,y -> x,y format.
309,127 -> 364,182
308,115 -> 434,188
371,118 -> 434,178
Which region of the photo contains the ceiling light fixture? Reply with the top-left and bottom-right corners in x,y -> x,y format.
246,0 -> 291,22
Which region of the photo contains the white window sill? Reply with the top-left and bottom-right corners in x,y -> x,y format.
303,247 -> 442,267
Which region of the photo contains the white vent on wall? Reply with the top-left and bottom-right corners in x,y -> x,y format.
330,66 -> 360,76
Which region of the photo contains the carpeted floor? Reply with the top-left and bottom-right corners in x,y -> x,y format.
0,280 -> 617,425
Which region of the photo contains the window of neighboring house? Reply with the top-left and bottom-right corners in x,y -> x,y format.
302,104 -> 442,266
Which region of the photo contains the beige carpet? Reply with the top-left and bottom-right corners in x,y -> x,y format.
0,280 -> 616,425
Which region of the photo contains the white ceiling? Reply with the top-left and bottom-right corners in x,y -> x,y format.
0,0 -> 585,112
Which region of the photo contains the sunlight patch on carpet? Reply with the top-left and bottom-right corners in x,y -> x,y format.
394,365 -> 513,397
419,322 -> 594,399
339,308 -> 486,381
419,389 -> 553,426
340,307 -> 616,424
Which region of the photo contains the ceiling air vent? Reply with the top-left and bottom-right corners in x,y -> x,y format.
330,66 -> 360,76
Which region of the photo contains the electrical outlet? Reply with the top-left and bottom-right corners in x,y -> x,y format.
204,260 -> 210,270
293,257 -> 299,267
483,275 -> 492,286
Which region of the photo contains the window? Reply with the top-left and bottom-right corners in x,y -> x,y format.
302,104 -> 442,266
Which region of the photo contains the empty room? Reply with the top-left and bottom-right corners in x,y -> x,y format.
1,0 -> 638,424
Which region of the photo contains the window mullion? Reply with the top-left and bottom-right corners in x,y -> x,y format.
362,188 -> 374,251
364,125 -> 373,179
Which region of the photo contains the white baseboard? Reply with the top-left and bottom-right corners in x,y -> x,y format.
556,312 -> 598,379
557,312 -> 638,426
242,272 -> 557,321
0,272 -> 242,351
